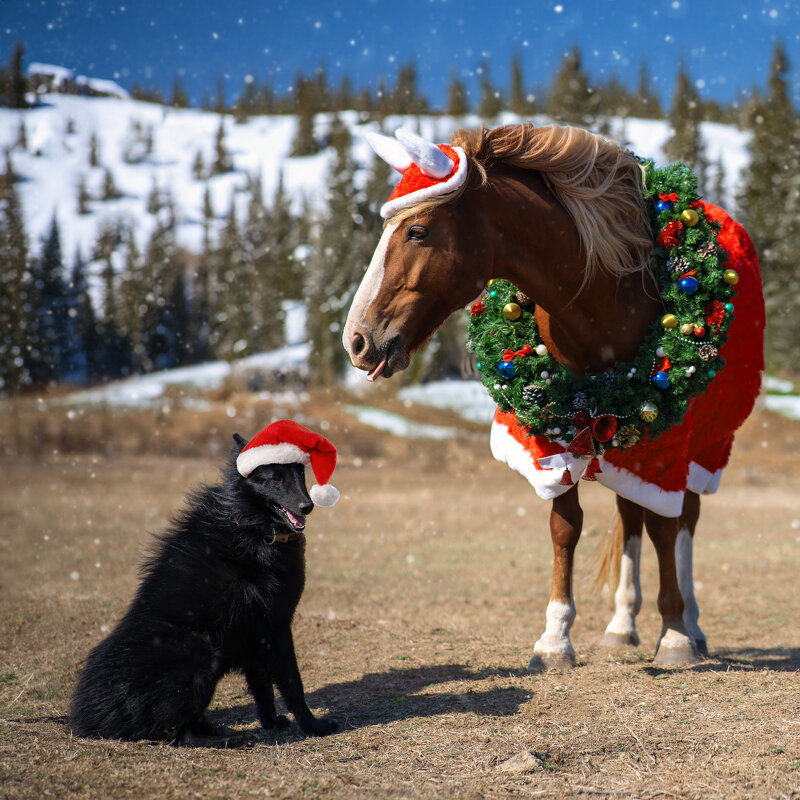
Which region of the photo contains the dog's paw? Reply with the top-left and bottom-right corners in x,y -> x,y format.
302,717 -> 338,737
262,714 -> 291,731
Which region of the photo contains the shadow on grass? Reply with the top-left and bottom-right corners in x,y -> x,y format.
217,662 -> 532,735
641,646 -> 800,677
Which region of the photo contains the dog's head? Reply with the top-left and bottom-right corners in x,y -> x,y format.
232,433 -> 313,533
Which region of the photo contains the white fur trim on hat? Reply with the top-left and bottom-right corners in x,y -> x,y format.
236,442 -> 311,478
309,483 -> 340,507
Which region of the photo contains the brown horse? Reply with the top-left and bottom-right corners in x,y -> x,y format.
343,124 -> 764,669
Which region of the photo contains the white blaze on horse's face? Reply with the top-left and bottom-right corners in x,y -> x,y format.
342,221 -> 399,381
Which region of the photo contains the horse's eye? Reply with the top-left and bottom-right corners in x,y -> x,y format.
407,225 -> 429,241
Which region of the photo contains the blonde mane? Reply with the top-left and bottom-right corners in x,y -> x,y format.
446,123 -> 653,280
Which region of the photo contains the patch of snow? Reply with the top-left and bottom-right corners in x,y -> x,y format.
764,375 -> 795,394
398,379 -> 496,424
764,394 -> 800,420
344,405 -> 462,439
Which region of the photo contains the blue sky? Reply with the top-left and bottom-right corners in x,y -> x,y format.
2,0 -> 799,109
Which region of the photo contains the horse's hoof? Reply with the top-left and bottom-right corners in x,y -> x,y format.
653,642 -> 699,666
600,631 -> 640,648
695,638 -> 709,659
528,652 -> 575,673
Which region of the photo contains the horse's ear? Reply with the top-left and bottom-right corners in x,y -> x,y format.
395,128 -> 454,179
365,131 -> 412,173
232,433 -> 248,449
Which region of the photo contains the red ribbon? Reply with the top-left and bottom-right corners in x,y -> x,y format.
659,192 -> 679,202
502,345 -> 533,362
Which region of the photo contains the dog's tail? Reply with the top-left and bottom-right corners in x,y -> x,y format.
592,507 -> 623,601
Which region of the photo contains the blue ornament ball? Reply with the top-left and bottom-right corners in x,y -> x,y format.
498,360 -> 516,379
707,369 -> 716,378
476,362 -> 483,371
678,276 -> 699,295
652,370 -> 671,390
724,302 -> 734,312
656,200 -> 671,213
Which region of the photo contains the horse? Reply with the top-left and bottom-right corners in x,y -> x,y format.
343,123 -> 765,669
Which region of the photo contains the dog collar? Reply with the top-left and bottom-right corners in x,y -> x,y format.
267,529 -> 304,545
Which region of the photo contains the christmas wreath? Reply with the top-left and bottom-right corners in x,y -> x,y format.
467,161 -> 739,453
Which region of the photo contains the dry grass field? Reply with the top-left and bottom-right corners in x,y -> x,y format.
1,388 -> 800,799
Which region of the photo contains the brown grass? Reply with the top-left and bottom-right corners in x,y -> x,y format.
2,391 -> 800,799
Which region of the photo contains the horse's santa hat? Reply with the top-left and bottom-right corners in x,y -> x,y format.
366,128 -> 469,219
236,420 -> 340,507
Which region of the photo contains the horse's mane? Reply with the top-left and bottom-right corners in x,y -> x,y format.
450,124 -> 653,281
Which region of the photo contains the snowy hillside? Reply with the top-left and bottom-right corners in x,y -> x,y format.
1,92 -> 751,263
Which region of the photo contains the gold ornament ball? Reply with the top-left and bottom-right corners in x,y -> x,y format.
487,279 -> 498,288
503,302 -> 522,320
640,402 -> 659,423
723,269 -> 739,285
681,208 -> 700,227
680,322 -> 695,335
661,314 -> 678,329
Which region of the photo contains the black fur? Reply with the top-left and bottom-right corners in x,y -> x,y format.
70,434 -> 336,743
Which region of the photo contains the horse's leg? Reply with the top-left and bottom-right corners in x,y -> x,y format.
530,485 -> 583,672
601,495 -> 644,648
644,508 -> 699,665
677,491 -> 708,657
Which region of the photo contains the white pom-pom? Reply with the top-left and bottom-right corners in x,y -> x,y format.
310,483 -> 340,507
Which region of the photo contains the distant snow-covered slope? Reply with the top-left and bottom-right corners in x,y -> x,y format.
0,94 -> 751,265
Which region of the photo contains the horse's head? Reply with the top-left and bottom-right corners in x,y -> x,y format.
343,129 -> 485,380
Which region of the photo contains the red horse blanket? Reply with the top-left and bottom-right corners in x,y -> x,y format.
490,202 -> 766,517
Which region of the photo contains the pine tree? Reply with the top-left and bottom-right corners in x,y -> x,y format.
631,62 -> 663,119
215,78 -> 227,115
117,227 -> 145,370
77,175 -> 91,215
244,173 -> 284,352
271,172 -> 302,301
510,54 -> 527,117
739,44 -> 800,372
102,168 -> 121,201
192,150 -> 205,181
664,63 -> 706,186
306,117 -> 364,384
546,46 -> 592,125
27,216 -> 71,386
16,120 -> 27,150
209,196 -> 253,359
211,118 -> 233,175
234,76 -> 256,124
392,60 -> 427,115
446,73 -> 469,117
477,61 -> 503,120
0,172 -> 32,392
146,179 -> 162,214
64,249 -> 98,382
6,41 -> 27,109
89,132 -> 100,167
290,76 -> 319,156
170,76 -> 190,109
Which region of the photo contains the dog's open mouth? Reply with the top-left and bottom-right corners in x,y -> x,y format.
275,506 -> 306,532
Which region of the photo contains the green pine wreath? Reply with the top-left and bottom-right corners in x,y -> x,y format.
467,161 -> 739,452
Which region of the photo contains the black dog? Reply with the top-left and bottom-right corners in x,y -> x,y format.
70,433 -> 336,743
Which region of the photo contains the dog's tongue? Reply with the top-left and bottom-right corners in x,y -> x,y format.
284,509 -> 306,529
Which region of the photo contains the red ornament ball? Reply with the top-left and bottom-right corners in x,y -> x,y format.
658,220 -> 685,249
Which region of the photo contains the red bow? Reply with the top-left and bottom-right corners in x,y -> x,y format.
659,192 -> 679,202
502,345 -> 533,362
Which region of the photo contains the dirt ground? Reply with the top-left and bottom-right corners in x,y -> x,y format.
1,392 -> 800,800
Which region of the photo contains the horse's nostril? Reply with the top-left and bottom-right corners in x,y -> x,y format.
352,332 -> 366,357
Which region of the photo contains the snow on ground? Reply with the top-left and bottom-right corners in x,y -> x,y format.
343,405 -> 468,440
57,343 -> 310,410
398,380 -> 496,424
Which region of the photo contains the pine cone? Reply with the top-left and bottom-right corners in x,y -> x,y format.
698,241 -> 718,258
515,290 -> 533,307
698,344 -> 718,361
666,255 -> 688,274
539,403 -> 558,424
572,391 -> 589,410
615,424 -> 641,449
523,384 -> 547,407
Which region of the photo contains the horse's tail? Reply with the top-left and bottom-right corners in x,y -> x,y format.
593,507 -> 623,601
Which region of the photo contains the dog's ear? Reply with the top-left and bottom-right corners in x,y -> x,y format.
232,433 -> 248,450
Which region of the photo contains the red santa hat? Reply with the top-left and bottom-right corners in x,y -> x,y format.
236,420 -> 340,507
365,128 -> 468,219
